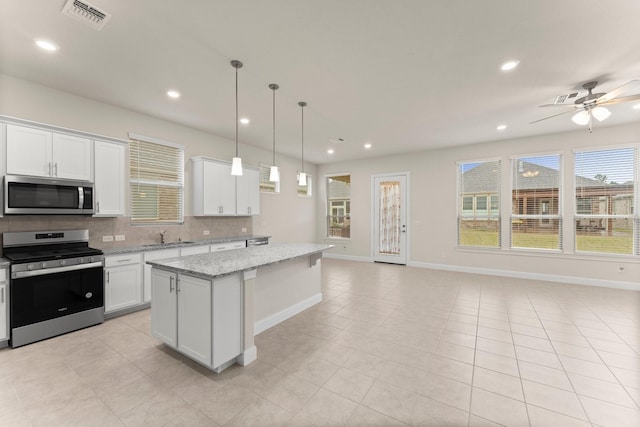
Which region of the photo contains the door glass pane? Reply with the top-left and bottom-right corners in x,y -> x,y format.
379,180 -> 401,254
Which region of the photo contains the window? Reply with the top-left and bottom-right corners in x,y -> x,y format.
574,147 -> 637,255
259,163 -> 280,193
129,134 -> 184,224
511,154 -> 561,250
457,160 -> 500,247
327,174 -> 350,238
297,173 -> 312,197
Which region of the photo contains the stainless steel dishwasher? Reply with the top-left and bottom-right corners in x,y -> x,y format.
246,237 -> 269,246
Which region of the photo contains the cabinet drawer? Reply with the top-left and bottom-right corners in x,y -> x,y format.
0,269 -> 6,283
210,241 -> 246,252
105,253 -> 142,267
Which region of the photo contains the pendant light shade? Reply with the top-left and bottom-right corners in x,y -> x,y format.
298,101 -> 307,186
269,83 -> 280,182
231,60 -> 243,176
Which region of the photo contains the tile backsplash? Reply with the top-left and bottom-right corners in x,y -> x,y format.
0,215 -> 253,255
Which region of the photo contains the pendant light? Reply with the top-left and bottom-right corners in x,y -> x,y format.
268,83 -> 280,182
298,101 -> 307,186
230,60 -> 243,176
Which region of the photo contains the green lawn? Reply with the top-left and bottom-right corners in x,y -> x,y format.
459,228 -> 633,254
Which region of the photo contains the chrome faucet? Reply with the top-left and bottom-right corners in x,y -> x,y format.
160,230 -> 168,244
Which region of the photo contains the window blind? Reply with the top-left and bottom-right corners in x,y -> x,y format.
457,160 -> 501,248
574,147 -> 636,255
129,137 -> 184,224
259,163 -> 279,193
511,155 -> 562,250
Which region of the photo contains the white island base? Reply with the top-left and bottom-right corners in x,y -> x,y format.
148,245 -> 329,373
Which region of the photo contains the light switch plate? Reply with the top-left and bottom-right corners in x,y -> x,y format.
115,235 -> 125,241
102,235 -> 114,242
203,230 -> 210,235
241,227 -> 247,232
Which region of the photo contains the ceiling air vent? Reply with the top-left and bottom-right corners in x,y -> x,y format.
61,0 -> 112,30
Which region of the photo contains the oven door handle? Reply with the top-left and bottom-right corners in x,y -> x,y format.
12,261 -> 104,279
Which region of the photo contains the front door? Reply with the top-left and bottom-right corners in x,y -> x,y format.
373,174 -> 408,264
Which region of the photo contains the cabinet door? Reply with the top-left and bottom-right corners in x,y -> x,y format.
210,240 -> 246,253
177,275 -> 212,366
6,124 -> 53,177
0,282 -> 7,341
212,274 -> 242,369
94,141 -> 126,216
236,167 -> 260,215
105,263 -> 143,313
203,161 -> 236,215
52,133 -> 92,181
150,269 -> 177,347
144,248 -> 180,303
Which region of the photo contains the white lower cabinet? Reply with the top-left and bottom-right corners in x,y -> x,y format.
210,241 -> 246,252
104,254 -> 143,313
150,269 -> 242,371
179,245 -> 210,256
1,268 -> 8,342
144,248 -> 180,303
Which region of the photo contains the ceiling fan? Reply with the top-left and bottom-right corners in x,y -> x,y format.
531,80 -> 640,132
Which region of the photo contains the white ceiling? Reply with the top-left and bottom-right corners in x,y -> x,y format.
2,0 -> 640,164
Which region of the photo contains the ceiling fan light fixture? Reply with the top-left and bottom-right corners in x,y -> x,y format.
571,110 -> 590,126
592,106 -> 611,122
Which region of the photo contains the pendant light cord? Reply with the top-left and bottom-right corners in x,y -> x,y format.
235,66 -> 239,157
299,101 -> 306,173
273,86 -> 276,165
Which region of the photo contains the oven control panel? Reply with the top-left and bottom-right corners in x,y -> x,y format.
12,255 -> 105,277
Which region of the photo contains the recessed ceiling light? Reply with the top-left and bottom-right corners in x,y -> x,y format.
166,90 -> 180,99
500,60 -> 519,71
496,124 -> 507,131
364,143 -> 372,149
327,149 -> 334,154
240,118 -> 250,125
633,103 -> 640,110
35,39 -> 59,52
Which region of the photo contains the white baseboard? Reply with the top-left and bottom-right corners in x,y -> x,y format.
407,261 -> 640,291
254,293 -> 323,335
323,253 -> 372,263
237,345 -> 257,366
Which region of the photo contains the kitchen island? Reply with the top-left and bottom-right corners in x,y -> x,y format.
146,243 -> 333,372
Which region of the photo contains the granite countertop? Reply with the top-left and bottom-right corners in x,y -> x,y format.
0,258 -> 9,268
146,243 -> 333,280
103,235 -> 270,255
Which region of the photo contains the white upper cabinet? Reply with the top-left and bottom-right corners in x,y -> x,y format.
192,157 -> 260,216
94,140 -> 126,216
52,133 -> 92,181
236,166 -> 260,216
6,124 -> 92,181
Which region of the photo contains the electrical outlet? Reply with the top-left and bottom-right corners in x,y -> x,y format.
203,230 -> 210,236
618,265 -> 625,272
115,235 -> 125,241
241,227 -> 247,233
102,235 -> 114,242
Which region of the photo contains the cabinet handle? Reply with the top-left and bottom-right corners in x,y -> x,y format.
219,206 -> 223,214
1,287 -> 4,304
54,162 -> 58,177
48,162 -> 52,176
176,278 -> 181,292
97,201 -> 100,213
117,259 -> 132,263
106,271 -> 110,283
169,276 -> 174,293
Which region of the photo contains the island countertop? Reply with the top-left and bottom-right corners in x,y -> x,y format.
146,243 -> 333,280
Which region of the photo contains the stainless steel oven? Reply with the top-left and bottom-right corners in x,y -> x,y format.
3,230 -> 104,347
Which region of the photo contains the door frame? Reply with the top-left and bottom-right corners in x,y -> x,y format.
370,172 -> 410,264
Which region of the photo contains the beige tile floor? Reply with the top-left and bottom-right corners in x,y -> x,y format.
1,258 -> 639,426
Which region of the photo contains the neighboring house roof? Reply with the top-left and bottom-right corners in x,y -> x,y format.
461,161 -> 628,193
328,179 -> 350,199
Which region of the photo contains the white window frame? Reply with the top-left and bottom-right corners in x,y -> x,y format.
326,173 -> 351,239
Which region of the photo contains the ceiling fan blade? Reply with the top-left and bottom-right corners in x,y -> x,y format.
598,93 -> 640,106
530,109 -> 576,124
538,103 -> 579,108
597,80 -> 640,103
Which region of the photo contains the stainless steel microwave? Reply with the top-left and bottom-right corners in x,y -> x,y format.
4,175 -> 95,215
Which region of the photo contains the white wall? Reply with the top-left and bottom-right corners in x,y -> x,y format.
0,74 -> 316,243
317,122 -> 640,289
